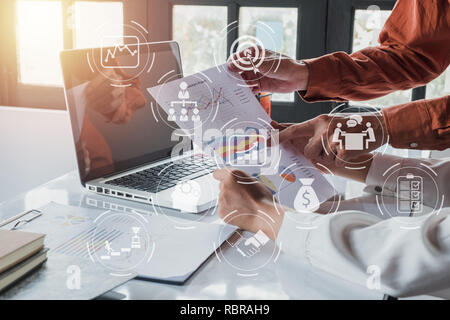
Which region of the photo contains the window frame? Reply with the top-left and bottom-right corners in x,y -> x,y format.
3,0 -> 141,110
166,0 -> 331,122
4,0 -> 332,122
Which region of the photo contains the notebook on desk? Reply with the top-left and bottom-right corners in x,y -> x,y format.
0,229 -> 45,273
0,229 -> 47,292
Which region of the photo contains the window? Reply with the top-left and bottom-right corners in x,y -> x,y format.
73,1 -> 124,49
5,0 -> 129,108
351,8 -> 411,108
426,67 -> 450,99
169,1 -> 325,123
16,0 -> 64,86
16,0 -> 124,88
239,7 -> 298,102
172,5 -> 227,76
6,0 -> 329,122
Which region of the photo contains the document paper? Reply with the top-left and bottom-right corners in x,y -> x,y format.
11,202 -> 236,283
147,64 -> 336,209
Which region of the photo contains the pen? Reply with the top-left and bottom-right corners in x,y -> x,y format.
0,209 -> 41,228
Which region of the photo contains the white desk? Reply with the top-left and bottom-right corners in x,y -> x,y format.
0,170 -> 413,300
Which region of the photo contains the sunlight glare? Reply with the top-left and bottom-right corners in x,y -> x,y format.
16,0 -> 64,86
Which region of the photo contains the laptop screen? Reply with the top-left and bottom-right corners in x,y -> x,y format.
61,42 -> 185,184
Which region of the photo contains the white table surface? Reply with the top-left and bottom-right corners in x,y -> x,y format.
0,169 -> 418,300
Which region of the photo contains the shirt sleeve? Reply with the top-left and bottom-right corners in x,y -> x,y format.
381,96 -> 450,150
276,209 -> 450,297
298,0 -> 450,102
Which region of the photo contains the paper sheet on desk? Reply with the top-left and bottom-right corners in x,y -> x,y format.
139,222 -> 236,279
147,64 -> 336,208
13,202 -> 236,282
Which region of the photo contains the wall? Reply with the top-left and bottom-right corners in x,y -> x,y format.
0,107 -> 76,203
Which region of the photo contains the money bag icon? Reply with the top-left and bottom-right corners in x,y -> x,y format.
294,178 -> 320,212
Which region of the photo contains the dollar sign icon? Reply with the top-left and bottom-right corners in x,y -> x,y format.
294,178 -> 320,212
301,189 -> 311,208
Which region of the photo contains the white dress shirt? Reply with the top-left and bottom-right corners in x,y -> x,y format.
276,154 -> 450,297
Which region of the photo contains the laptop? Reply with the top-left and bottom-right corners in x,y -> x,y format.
60,41 -> 219,213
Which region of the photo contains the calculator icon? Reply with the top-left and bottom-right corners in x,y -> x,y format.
397,173 -> 423,214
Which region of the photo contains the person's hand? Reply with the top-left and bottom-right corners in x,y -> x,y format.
277,114 -> 386,167
213,169 -> 285,240
227,47 -> 309,94
85,69 -> 126,122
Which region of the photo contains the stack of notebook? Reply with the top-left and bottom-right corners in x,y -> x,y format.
0,229 -> 47,292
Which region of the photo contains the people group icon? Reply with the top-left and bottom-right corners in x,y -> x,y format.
332,114 -> 376,151
168,81 -> 200,123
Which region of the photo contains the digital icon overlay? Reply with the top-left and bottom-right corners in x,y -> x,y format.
225,134 -> 267,166
375,163 -> 444,228
332,114 -> 377,151
87,211 -> 152,276
168,81 -> 201,123
213,21 -> 282,87
87,22 -> 153,84
171,179 -> 202,212
293,178 -> 320,212
230,229 -> 270,258
229,35 -> 265,74
324,105 -> 388,167
275,164 -> 341,229
397,173 -> 423,214
215,211 -> 281,277
101,35 -> 139,69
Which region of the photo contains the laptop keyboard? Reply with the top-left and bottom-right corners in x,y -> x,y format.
104,155 -> 217,194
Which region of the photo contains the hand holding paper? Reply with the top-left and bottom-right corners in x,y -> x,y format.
147,64 -> 336,211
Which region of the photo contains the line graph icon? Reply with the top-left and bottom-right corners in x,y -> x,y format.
101,35 -> 139,69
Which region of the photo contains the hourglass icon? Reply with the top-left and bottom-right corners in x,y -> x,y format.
131,227 -> 141,249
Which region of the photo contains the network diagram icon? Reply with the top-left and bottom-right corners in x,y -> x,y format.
168,81 -> 200,123
101,35 -> 139,69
